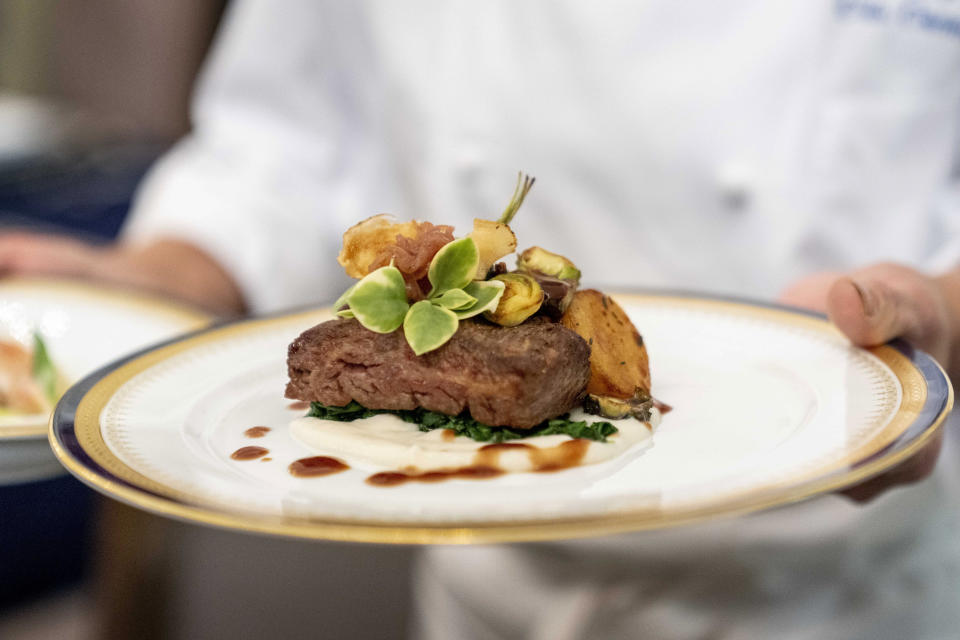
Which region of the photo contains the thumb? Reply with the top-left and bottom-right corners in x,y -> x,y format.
826,276 -> 914,348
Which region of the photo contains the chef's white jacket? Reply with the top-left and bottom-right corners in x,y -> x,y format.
125,1 -> 960,638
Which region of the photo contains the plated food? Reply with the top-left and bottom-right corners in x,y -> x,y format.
49,293 -> 950,543
0,277 -> 209,485
0,334 -> 61,416
285,175 -> 663,482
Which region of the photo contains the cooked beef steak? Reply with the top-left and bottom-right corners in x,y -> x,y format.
286,318 -> 591,429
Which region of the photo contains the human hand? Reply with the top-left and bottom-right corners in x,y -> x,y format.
0,231 -> 245,315
780,263 -> 958,502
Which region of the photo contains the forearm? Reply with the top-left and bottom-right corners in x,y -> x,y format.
0,232 -> 244,316
99,239 -> 246,316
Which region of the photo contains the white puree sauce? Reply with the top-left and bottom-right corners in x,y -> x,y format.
290,408 -> 660,473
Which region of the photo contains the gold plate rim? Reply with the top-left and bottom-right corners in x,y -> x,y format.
49,293 -> 954,544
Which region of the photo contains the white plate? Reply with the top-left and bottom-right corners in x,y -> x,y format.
0,277 -> 210,441
50,293 -> 951,543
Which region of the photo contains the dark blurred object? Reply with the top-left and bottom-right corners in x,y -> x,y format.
0,475 -> 94,613
0,141 -> 164,614
1,0 -> 226,141
0,143 -> 165,239
91,500 -> 173,640
90,502 -> 414,640
0,0 -> 230,631
52,0 -> 226,139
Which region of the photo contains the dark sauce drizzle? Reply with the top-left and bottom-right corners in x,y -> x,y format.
231,446 -> 269,461
289,456 -> 349,477
365,439 -> 590,487
367,466 -> 502,486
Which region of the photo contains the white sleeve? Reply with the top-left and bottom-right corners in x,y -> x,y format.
923,181 -> 960,274
122,1 -> 358,313
921,104 -> 960,274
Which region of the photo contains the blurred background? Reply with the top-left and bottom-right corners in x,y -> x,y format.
0,2 -> 413,638
0,0 -> 223,238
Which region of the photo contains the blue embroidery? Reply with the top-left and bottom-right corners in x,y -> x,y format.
835,0 -> 889,21
835,0 -> 960,40
899,1 -> 960,39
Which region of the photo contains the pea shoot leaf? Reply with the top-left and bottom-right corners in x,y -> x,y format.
428,237 -> 479,296
346,266 -> 410,333
433,288 -> 477,311
455,280 -> 505,319
403,300 -> 459,355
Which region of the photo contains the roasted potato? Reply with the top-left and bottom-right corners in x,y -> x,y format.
560,290 -> 650,398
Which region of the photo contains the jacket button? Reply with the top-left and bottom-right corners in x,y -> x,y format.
716,162 -> 754,213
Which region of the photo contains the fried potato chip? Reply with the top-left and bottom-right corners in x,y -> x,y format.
337,214 -> 420,278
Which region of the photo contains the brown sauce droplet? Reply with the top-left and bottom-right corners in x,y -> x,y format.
261,457 -> 272,462
231,446 -> 269,461
287,401 -> 310,411
366,472 -> 408,487
289,456 -> 349,477
473,442 -> 532,469
529,439 -> 589,472
441,429 -> 457,442
366,466 -> 502,487
244,426 -> 271,438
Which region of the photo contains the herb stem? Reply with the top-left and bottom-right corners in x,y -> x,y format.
497,173 -> 535,225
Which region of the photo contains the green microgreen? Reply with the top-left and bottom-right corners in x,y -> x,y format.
335,236 -> 507,355
32,333 -> 58,404
345,266 -> 410,333
333,172 -> 537,355
403,300 -> 459,356
455,280 -> 504,319
433,288 -> 477,311
427,236 -> 478,296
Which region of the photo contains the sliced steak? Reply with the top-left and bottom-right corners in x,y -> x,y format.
285,318 -> 591,429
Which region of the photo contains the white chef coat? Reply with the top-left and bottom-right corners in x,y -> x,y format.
124,1 -> 960,638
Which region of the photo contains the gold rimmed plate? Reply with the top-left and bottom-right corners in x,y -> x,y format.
49,293 -> 951,543
0,277 -> 210,442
